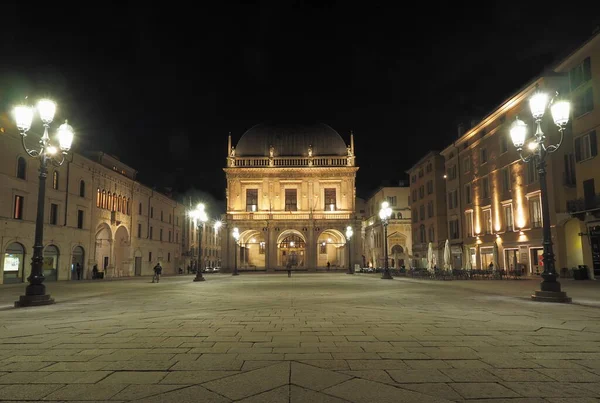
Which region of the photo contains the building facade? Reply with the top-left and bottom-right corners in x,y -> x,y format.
408,152 -> 448,267
0,120 -> 194,284
557,31 -> 600,279
362,186 -> 412,269
440,74 -> 577,275
221,123 -> 360,271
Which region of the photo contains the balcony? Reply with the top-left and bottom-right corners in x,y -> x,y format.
231,156 -> 350,168
567,194 -> 600,221
230,211 -> 353,220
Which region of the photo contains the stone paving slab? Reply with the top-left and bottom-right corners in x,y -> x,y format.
1,274 -> 600,402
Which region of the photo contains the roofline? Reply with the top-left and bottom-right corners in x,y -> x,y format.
553,28 -> 600,71
405,150 -> 440,173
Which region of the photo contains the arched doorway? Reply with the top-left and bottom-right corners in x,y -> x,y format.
391,244 -> 405,268
71,246 -> 85,280
3,242 -> 25,284
43,245 -> 59,281
316,229 -> 346,269
95,223 -> 112,276
277,230 -> 306,269
114,226 -> 131,277
238,230 -> 266,270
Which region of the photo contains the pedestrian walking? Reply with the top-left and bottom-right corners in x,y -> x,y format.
152,263 -> 162,283
76,263 -> 82,280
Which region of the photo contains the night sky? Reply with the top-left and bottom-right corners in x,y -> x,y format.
1,2 -> 598,207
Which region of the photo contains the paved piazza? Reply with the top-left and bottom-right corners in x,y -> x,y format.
1,274 -> 600,402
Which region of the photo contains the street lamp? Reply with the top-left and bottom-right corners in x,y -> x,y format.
13,99 -> 74,308
379,201 -> 393,280
345,225 -> 354,274
232,227 -> 240,276
189,203 -> 208,282
509,90 -> 571,302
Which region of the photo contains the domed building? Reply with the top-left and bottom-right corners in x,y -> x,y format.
221,123 -> 360,272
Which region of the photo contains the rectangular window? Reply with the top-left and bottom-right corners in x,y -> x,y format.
161,211 -> 164,221
387,196 -> 397,206
427,180 -> 433,195
168,231 -> 172,242
50,203 -> 58,225
527,159 -> 539,184
150,226 -> 153,240
324,188 -> 336,210
500,136 -> 508,154
464,157 -> 471,173
139,203 -> 142,215
529,197 -> 542,228
465,211 -> 474,237
564,153 -> 576,185
584,179 -> 596,210
502,167 -> 510,192
483,209 -> 492,234
569,56 -> 592,90
482,177 -> 490,199
77,210 -> 84,229
448,191 -> 454,209
138,223 -> 142,238
449,219 -> 459,239
419,205 -> 425,221
150,207 -> 154,218
427,201 -> 433,218
176,232 -> 179,243
480,148 -> 488,164
412,190 -> 417,202
168,252 -> 171,262
504,204 -> 514,232
149,252 -> 152,262
160,229 -> 163,241
259,242 -> 265,254
419,185 -> 424,199
465,184 -> 472,204
285,188 -> 297,211
575,130 -> 597,162
574,87 -> 594,117
246,189 -> 258,212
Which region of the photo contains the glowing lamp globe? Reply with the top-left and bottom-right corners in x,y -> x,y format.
529,92 -> 549,120
14,105 -> 34,133
510,117 -> 528,149
551,99 -> 570,126
37,99 -> 56,124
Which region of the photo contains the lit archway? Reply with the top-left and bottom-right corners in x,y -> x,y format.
277,230 -> 306,269
114,226 -> 131,277
3,242 -> 25,284
316,229 -> 347,269
238,230 -> 266,270
71,245 -> 85,280
95,223 -> 112,275
391,244 -> 405,268
43,245 -> 59,281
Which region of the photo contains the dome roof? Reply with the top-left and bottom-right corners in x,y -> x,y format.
235,123 -> 348,157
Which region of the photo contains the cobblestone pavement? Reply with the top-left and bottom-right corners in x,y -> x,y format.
1,273 -> 600,402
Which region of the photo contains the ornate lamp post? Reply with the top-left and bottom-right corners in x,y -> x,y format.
189,203 -> 208,282
13,100 -> 74,308
232,227 -> 240,276
509,91 -> 571,302
379,201 -> 393,280
345,225 -> 354,274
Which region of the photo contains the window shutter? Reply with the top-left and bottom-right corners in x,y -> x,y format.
591,130 -> 597,157
584,57 -> 592,81
575,137 -> 582,162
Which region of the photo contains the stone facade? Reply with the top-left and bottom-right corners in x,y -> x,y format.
556,31 -> 600,280
407,152 -> 448,268
0,123 -> 194,284
439,74 -> 577,275
362,186 -> 412,269
221,124 -> 360,271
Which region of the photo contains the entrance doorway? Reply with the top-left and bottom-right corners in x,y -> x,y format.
3,242 -> 25,284
71,246 -> 84,280
43,245 -> 59,281
277,232 -> 306,269
134,256 -> 142,276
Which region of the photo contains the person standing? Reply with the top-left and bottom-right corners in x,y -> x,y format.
76,263 -> 82,280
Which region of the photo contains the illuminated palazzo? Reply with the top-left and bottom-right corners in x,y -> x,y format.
221,124 -> 361,271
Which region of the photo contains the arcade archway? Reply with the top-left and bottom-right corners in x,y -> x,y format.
114,226 -> 131,277
316,229 -> 347,269
238,230 -> 266,270
277,230 -> 306,269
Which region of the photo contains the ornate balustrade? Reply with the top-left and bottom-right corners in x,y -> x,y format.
232,156 -> 350,167
230,211 -> 353,220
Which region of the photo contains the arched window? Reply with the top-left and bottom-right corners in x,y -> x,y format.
52,171 -> 59,190
102,190 -> 107,209
429,226 -> 435,243
16,157 -> 26,180
112,193 -> 117,211
96,188 -> 101,207
138,202 -> 142,215
107,192 -> 112,211
117,195 -> 122,213
419,225 -> 426,243
127,198 -> 131,215
79,180 -> 86,197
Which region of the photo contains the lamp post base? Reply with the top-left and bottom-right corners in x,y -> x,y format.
381,271 -> 393,280
193,274 -> 205,282
232,271 -> 239,276
14,294 -> 55,308
531,273 -> 571,302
